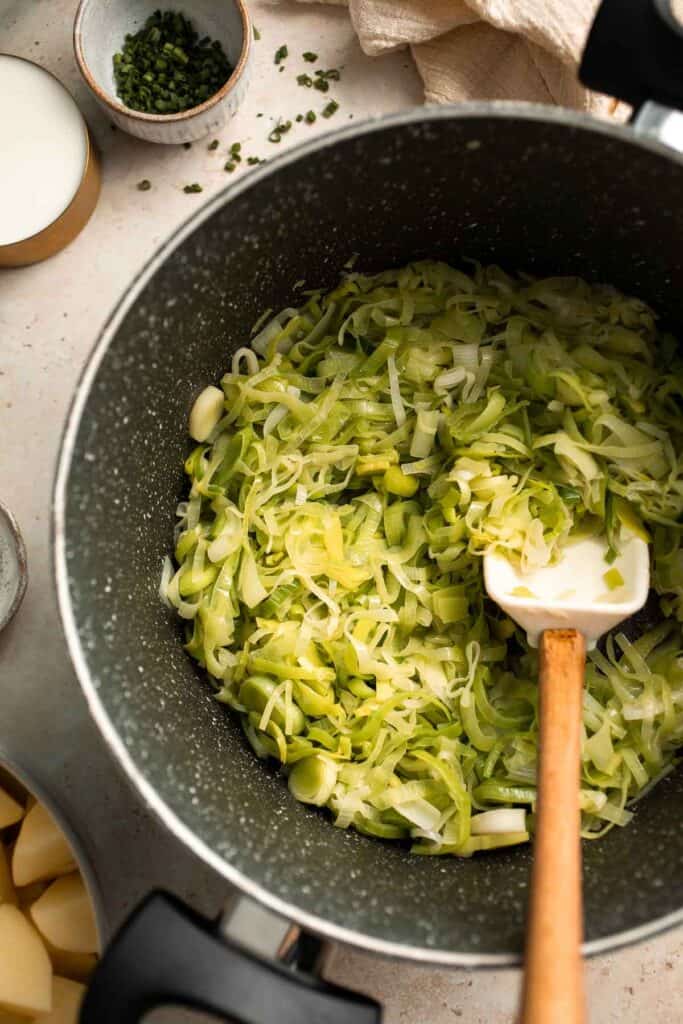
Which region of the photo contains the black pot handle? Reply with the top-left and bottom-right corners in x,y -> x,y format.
580,0 -> 683,110
80,891 -> 382,1024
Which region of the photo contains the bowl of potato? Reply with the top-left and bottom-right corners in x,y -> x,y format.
0,759 -> 102,1023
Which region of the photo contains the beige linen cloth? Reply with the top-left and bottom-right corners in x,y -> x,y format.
279,0 -> 621,117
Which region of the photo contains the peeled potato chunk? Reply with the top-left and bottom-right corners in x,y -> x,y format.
0,904 -> 52,1017
0,846 -> 17,906
35,976 -> 85,1024
45,945 -> 97,984
18,880 -> 48,910
12,803 -> 76,887
0,770 -> 27,807
0,788 -> 23,831
30,873 -> 97,955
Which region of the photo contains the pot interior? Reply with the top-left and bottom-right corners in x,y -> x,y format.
58,109 -> 683,961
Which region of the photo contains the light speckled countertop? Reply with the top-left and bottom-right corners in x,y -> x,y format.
0,1 -> 680,1020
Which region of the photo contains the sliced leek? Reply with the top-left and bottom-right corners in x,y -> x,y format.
166,262 -> 683,855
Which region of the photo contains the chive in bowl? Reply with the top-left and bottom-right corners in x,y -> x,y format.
74,0 -> 252,144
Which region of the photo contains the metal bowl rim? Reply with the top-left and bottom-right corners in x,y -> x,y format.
0,499 -> 28,633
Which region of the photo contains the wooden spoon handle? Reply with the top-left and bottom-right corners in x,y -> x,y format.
520,629 -> 586,1024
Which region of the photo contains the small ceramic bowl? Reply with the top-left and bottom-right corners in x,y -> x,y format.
74,0 -> 252,144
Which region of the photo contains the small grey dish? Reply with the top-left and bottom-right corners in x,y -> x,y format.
0,500 -> 27,633
74,0 -> 252,144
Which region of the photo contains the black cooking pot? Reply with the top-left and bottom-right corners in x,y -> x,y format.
55,2 -> 683,1020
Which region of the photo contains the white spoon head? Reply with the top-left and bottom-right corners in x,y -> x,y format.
483,534 -> 650,649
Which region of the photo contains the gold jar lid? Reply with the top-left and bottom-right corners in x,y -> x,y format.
0,55 -> 100,268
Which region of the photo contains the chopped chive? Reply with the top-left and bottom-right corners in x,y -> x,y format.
297,73 -> 313,88
315,68 -> 340,81
137,179 -> 152,191
312,68 -> 341,93
224,161 -> 236,172
112,10 -> 233,115
208,139 -> 219,150
295,114 -> 303,123
322,100 -> 339,118
305,110 -> 316,124
274,45 -> 288,65
302,51 -> 318,63
253,26 -> 261,41
268,119 -> 292,143
247,156 -> 262,165
183,182 -> 203,193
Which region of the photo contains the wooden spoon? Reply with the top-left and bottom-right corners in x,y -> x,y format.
520,628 -> 586,1024
484,534 -> 649,1023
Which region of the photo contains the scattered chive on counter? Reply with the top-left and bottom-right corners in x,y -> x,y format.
268,119 -> 292,143
322,100 -> 339,118
313,68 -> 340,92
223,144 -> 242,172
226,145 -> 260,171
305,110 -> 316,123
208,139 -> 219,150
253,26 -> 261,41
183,182 -> 202,193
137,179 -> 152,191
302,51 -> 318,62
274,45 -> 288,65
297,73 -> 312,88
112,10 -> 233,114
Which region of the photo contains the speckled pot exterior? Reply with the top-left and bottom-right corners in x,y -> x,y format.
55,106 -> 683,966
73,0 -> 252,144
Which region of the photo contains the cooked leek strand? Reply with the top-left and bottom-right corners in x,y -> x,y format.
166,262 -> 683,855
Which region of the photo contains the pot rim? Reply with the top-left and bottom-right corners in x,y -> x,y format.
53,101 -> 683,967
